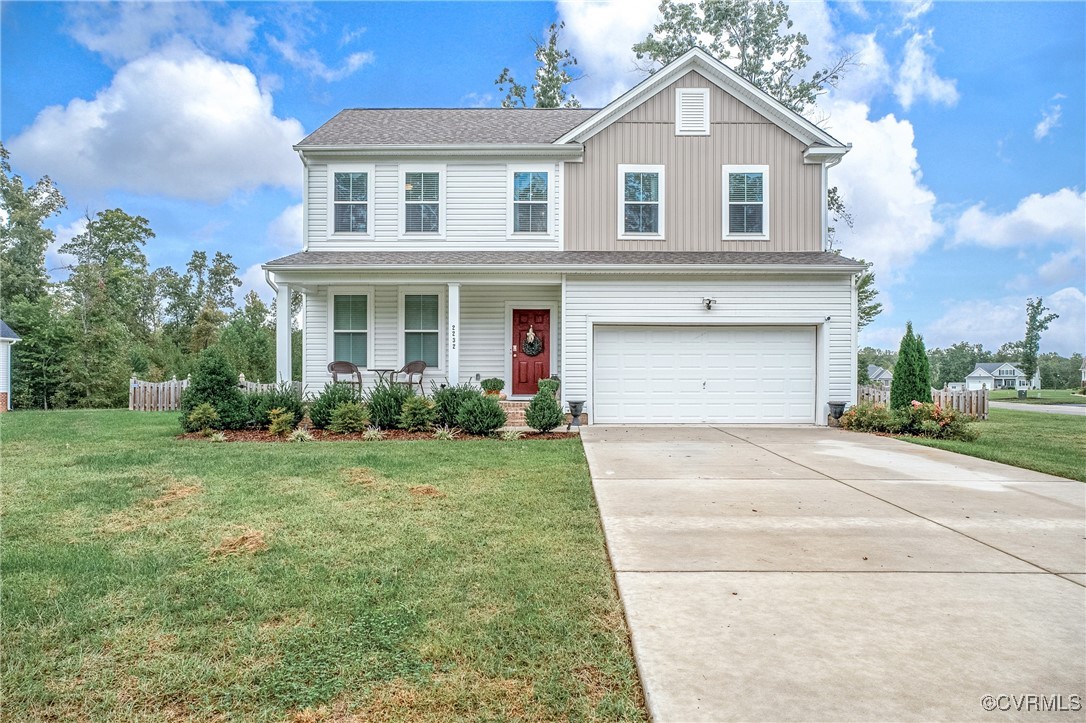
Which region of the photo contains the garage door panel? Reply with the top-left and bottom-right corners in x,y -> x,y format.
593,325 -> 816,424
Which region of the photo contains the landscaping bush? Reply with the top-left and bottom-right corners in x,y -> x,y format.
308,382 -> 361,430
366,381 -> 414,429
480,377 -> 505,394
525,387 -> 564,433
247,384 -> 304,430
890,321 -> 931,408
267,407 -> 295,438
455,393 -> 507,435
537,377 -> 559,398
399,396 -> 437,432
179,347 -> 248,431
840,400 -> 977,441
431,382 -> 480,427
328,401 -> 370,434
187,402 -> 220,435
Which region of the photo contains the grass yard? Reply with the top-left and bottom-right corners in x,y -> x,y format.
1,410 -> 645,722
901,408 -> 1086,482
989,388 -> 1086,405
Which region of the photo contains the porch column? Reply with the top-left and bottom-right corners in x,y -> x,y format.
275,282 -> 292,383
447,282 -> 460,386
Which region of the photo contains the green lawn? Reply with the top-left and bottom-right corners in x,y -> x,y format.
901,408 -> 1086,482
989,388 -> 1086,405
1,410 -> 645,721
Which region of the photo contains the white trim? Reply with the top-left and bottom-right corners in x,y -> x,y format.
821,162 -> 829,251
722,165 -> 770,241
399,164 -> 446,239
326,163 -> 376,240
447,282 -> 460,385
557,162 -> 566,251
397,286 -> 446,374
276,283 -> 292,383
504,301 -> 560,400
326,286 -> 376,370
506,164 -> 554,239
675,87 -> 710,136
617,164 -> 666,240
299,151 -> 310,251
297,144 -> 585,160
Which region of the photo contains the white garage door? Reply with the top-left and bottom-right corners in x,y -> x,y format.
593,325 -> 816,424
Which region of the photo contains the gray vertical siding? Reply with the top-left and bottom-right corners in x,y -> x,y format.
565,70 -> 823,252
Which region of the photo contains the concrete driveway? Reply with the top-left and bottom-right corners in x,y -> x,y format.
582,426 -> 1086,722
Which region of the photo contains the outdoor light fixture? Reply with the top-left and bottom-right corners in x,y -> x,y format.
703,297 -> 717,310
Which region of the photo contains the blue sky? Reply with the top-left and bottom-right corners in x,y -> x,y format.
2,1 -> 1084,355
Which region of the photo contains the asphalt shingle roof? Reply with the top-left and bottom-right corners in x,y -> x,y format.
0,320 -> 20,340
265,250 -> 864,269
296,108 -> 600,147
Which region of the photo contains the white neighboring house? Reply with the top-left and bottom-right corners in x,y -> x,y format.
866,364 -> 893,388
0,320 -> 20,411
1080,359 -> 1085,385
963,362 -> 1040,391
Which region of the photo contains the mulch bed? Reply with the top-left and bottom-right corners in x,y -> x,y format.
177,429 -> 579,443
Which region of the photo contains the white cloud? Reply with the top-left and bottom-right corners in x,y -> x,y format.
1033,98 -> 1063,140
894,30 -> 959,109
459,92 -> 495,108
926,289 -> 1085,355
65,2 -> 256,63
953,188 -> 1086,248
557,0 -> 660,107
8,47 -> 304,203
899,0 -> 934,22
266,34 -> 374,82
267,204 -> 303,253
237,263 -> 273,305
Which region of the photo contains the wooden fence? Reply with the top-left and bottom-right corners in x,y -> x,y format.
856,385 -> 989,420
129,374 -> 300,411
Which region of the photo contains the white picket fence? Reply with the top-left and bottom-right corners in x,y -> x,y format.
129,374 -> 300,411
857,385 -> 989,420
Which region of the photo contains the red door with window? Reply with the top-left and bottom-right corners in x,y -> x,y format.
512,309 -> 550,396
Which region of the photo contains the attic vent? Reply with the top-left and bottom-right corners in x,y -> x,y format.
675,88 -> 710,136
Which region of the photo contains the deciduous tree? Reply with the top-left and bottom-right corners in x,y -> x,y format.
495,22 -> 581,108
1019,297 -> 1058,385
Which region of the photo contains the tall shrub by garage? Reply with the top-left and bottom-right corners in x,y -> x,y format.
179,347 -> 248,430
890,321 -> 931,409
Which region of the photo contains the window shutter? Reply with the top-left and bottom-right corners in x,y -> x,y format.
675,88 -> 710,135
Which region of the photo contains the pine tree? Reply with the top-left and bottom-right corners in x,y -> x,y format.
890,322 -> 930,408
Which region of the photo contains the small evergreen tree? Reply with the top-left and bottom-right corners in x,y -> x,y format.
179,346 -> 247,430
890,321 -> 931,408
525,388 -> 564,433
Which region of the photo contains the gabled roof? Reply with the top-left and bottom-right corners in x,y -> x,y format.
555,47 -> 849,155
296,108 -> 599,148
968,362 -> 1021,377
867,365 -> 892,380
0,320 -> 20,341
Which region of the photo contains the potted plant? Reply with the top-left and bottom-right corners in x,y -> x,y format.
481,378 -> 505,398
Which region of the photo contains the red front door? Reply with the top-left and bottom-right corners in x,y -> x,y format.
512,309 -> 551,396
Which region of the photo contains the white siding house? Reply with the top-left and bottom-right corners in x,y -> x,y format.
0,320 -> 20,411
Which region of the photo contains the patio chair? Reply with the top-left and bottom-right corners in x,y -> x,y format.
392,360 -> 427,395
327,361 -> 363,392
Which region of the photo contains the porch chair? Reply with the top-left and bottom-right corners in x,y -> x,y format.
327,361 -> 363,393
392,360 -> 427,395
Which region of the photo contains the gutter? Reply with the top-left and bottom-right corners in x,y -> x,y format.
260,262 -> 867,275
295,143 -> 585,160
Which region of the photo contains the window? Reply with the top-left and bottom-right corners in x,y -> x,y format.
333,172 -> 369,233
723,165 -> 769,240
618,164 -> 665,239
675,88 -> 710,136
332,294 -> 368,366
403,294 -> 440,367
401,166 -> 444,235
509,169 -> 550,235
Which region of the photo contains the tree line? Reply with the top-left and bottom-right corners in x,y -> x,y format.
0,143 -> 297,410
861,343 -> 1081,390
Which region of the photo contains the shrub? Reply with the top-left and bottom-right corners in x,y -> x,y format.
525,388 -> 564,433
480,377 -> 505,394
399,396 -> 436,432
455,393 -> 507,435
537,377 -> 559,398
328,401 -> 370,434
839,401 -> 895,433
363,426 -> 384,441
840,400 -> 977,441
179,347 -> 248,431
308,382 -> 361,430
187,402 -> 220,435
248,384 -> 304,430
268,407 -> 295,438
289,428 -> 315,443
209,432 -> 227,443
366,381 -> 414,429
431,383 -> 481,427
500,429 -> 524,441
432,425 -> 459,440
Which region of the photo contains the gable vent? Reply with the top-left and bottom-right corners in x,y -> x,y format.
675,88 -> 710,136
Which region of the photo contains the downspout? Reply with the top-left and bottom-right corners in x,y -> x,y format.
821,156 -> 842,252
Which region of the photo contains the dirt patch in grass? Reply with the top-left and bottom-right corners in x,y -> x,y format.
150,483 -> 203,506
179,429 -> 579,443
97,478 -> 203,534
342,467 -> 379,486
408,484 -> 445,498
210,527 -> 269,557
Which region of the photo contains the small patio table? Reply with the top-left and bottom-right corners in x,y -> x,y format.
368,368 -> 397,384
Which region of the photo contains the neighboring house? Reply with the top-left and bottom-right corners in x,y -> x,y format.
867,365 -> 893,388
263,48 -> 864,425
1080,359 -> 1086,385
0,320 -> 20,412
963,362 -> 1040,391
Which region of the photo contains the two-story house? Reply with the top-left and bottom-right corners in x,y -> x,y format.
964,362 -> 1040,391
263,48 -> 865,425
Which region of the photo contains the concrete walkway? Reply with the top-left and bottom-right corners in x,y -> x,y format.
989,400 -> 1086,416
582,425 -> 1085,722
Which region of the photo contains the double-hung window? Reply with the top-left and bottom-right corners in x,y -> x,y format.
509,168 -> 550,235
403,293 -> 440,368
331,294 -> 369,367
401,166 -> 444,235
329,165 -> 374,236
618,164 -> 665,239
723,165 -> 769,240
